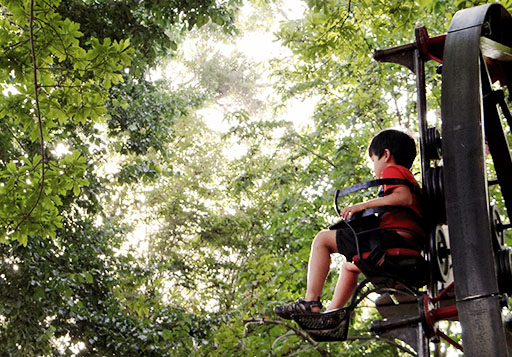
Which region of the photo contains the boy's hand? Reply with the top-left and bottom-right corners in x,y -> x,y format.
340,202 -> 367,220
339,186 -> 413,220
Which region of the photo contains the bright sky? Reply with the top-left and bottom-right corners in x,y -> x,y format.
233,0 -> 318,132
150,0 -> 317,137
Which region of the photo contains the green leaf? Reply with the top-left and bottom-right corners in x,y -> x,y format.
73,183 -> 81,196
32,287 -> 46,301
161,329 -> 173,341
6,162 -> 16,174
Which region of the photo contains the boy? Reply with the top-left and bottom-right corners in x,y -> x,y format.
274,129 -> 424,319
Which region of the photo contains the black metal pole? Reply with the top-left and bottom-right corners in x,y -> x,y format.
414,33 -> 429,181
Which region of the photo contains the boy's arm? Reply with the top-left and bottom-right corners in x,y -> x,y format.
339,186 -> 413,220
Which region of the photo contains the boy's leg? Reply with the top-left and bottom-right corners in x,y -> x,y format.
327,262 -> 361,311
305,230 -> 338,311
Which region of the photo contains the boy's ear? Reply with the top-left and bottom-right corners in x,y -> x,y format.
383,148 -> 391,161
383,149 -> 398,165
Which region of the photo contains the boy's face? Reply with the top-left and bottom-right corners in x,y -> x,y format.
370,153 -> 388,178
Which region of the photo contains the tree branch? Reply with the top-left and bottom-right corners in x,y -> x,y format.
346,335 -> 417,356
11,0 -> 46,237
244,317 -> 417,356
244,317 -> 330,356
287,137 -> 337,169
3,123 -> 28,154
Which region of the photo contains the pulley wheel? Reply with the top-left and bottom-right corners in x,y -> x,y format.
424,166 -> 446,223
424,127 -> 442,161
490,205 -> 505,251
427,225 -> 451,283
496,248 -> 512,294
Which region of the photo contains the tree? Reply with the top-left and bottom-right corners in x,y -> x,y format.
0,0 -> 241,354
56,0 -> 241,75
0,0 -> 132,246
3,0 -> 509,355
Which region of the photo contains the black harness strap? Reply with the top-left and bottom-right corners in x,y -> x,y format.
329,206 -> 423,231
334,178 -> 419,217
335,178 -> 418,197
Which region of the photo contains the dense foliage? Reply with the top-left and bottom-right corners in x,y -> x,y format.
0,0 -> 238,354
1,0 -> 511,355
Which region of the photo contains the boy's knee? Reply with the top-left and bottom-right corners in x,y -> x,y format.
312,230 -> 329,244
312,230 -> 336,251
343,262 -> 361,273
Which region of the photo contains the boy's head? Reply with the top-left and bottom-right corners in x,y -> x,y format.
368,129 -> 416,169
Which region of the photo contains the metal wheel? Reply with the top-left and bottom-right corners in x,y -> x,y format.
374,4 -> 512,355
426,225 -> 451,284
491,205 -> 506,251
442,3 -> 512,355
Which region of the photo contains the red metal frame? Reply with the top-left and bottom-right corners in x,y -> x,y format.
416,26 -> 445,64
422,283 -> 462,352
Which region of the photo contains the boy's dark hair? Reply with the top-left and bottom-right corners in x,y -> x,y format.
368,129 -> 416,169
